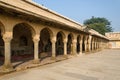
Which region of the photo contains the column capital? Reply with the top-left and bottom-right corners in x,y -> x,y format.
63,38 -> 67,43
80,40 -> 83,44
33,34 -> 40,42
80,34 -> 83,38
51,36 -> 56,43
89,35 -> 92,38
72,39 -> 77,43
84,40 -> 87,43
51,39 -> 56,43
3,32 -> 12,42
33,38 -> 40,42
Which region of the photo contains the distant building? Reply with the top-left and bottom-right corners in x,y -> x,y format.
106,32 -> 120,49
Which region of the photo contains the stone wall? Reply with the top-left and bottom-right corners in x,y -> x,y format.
106,32 -> 120,49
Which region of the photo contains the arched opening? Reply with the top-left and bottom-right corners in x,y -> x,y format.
82,36 -> 85,52
56,32 -> 64,56
67,34 -> 73,54
0,29 -> 4,65
11,23 -> 34,62
0,22 -> 5,66
86,37 -> 89,52
77,35 -> 80,54
39,28 -> 52,60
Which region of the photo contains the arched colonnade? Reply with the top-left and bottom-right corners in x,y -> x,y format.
0,20 -> 106,71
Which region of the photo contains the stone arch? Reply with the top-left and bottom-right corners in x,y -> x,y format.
57,31 -> 66,39
11,23 -> 35,62
13,23 -> 36,37
68,33 -> 74,40
56,31 -> 65,56
39,28 -> 53,59
67,33 -> 74,54
0,21 -> 5,65
0,21 -> 5,35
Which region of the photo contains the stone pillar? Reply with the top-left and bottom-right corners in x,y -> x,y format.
51,35 -> 56,60
99,40 -> 102,50
72,39 -> 77,55
91,38 -> 93,51
63,38 -> 67,58
92,41 -> 95,51
97,40 -> 99,49
84,39 -> 87,52
95,41 -> 97,50
88,42 -> 91,52
101,41 -> 103,49
94,40 -> 97,50
80,35 -> 83,54
33,35 -> 40,63
96,41 -> 97,50
98,40 -> 100,50
2,32 -> 13,71
96,41 -> 98,50
88,35 -> 92,52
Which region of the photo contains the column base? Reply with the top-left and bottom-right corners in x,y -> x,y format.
71,53 -> 77,56
87,50 -> 91,53
51,56 -> 56,60
79,52 -> 82,55
32,59 -> 40,64
1,64 -> 14,73
63,55 -> 68,59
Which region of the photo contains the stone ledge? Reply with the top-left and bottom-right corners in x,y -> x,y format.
0,55 -> 72,76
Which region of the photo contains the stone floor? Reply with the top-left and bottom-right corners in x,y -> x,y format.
0,49 -> 120,80
0,54 -> 73,73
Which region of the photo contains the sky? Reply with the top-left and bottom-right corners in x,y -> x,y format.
33,0 -> 120,32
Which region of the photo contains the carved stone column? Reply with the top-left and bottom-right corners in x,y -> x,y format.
92,41 -> 95,51
80,35 -> 83,54
88,35 -> 92,52
100,40 -> 102,50
2,32 -> 13,71
51,35 -> 56,60
98,40 -> 100,50
84,40 -> 87,52
96,40 -> 98,50
94,40 -> 97,50
33,35 -> 40,64
72,39 -> 77,55
63,38 -> 68,58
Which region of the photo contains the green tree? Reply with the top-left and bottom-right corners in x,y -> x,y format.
83,17 -> 113,35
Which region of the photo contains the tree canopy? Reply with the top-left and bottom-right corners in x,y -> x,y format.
83,17 -> 113,35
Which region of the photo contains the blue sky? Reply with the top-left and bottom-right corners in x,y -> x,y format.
33,0 -> 120,32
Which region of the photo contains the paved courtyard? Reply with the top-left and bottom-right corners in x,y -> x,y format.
0,49 -> 120,80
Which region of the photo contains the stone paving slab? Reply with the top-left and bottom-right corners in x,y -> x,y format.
0,49 -> 120,80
